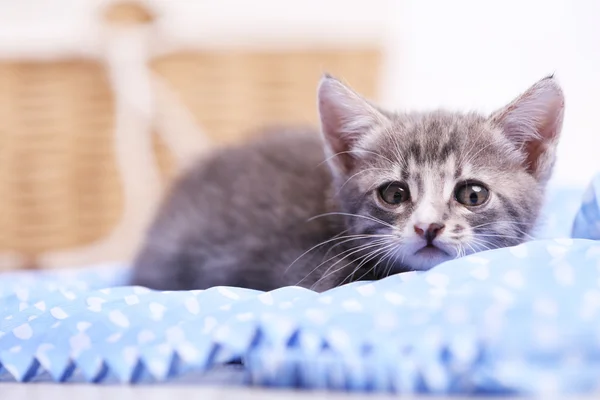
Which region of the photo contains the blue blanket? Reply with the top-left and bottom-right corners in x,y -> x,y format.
0,175 -> 599,395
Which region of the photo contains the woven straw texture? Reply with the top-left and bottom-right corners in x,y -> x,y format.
0,49 -> 381,271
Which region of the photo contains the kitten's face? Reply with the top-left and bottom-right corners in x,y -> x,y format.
336,113 -> 543,271
318,75 -> 564,273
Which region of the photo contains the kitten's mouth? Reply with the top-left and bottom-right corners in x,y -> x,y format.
415,244 -> 449,257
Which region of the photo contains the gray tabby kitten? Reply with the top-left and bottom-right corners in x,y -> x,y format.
131,74 -> 564,292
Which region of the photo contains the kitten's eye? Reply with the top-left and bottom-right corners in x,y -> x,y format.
454,181 -> 490,207
378,182 -> 411,205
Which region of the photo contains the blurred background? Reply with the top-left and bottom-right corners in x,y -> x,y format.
0,0 -> 597,272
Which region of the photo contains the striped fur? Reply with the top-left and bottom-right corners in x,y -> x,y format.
320,75 -> 564,272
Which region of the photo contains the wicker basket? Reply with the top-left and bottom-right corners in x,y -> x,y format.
0,2 -> 382,271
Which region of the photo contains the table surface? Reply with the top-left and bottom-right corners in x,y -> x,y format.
0,383 -> 565,400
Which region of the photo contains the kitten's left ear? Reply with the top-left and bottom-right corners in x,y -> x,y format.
490,75 -> 565,183
318,75 -> 389,175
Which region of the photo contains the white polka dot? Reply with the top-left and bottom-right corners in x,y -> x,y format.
87,297 -> 106,312
534,298 -> 558,318
492,287 -> 515,307
34,301 -> 46,311
177,342 -> 199,362
580,290 -> 600,320
236,312 -> 255,322
202,316 -> 218,334
305,308 -> 328,324
426,272 -> 449,288
219,304 -> 232,311
318,296 -> 333,305
470,264 -> 490,280
554,262 -> 574,286
278,301 -> 293,310
213,325 -> 230,342
147,360 -> 167,378
137,330 -> 155,344
341,299 -> 363,312
152,344 -> 170,357
397,271 -> 419,282
166,326 -> 185,344
384,292 -> 405,306
69,332 -> 91,357
503,270 -> 525,289
453,338 -> 478,366
509,244 -> 528,258
258,292 -> 274,305
355,283 -> 376,297
9,345 -> 21,353
108,310 -> 130,328
60,290 -> 77,300
13,323 -> 33,340
4,315 -> 13,320
99,288 -> 111,295
122,346 -> 138,367
428,288 -> 448,298
299,332 -> 321,351
271,317 -> 294,336
547,244 -> 568,259
534,325 -> 560,348
106,332 -> 122,343
184,297 -> 200,315
445,305 -> 470,324
328,328 -> 351,349
217,287 -> 240,300
589,290 -> 600,306
535,373 -> 560,395
149,302 -> 166,320
374,312 -> 398,330
76,321 -> 91,332
50,307 -> 69,320
27,315 -> 36,321
124,295 -> 139,305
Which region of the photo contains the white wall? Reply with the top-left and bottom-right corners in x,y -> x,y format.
384,0 -> 600,187
0,0 -> 597,187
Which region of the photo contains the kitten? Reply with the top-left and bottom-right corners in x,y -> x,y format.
130,74 -> 564,292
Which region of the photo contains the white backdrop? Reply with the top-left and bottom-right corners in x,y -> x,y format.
0,0 -> 597,187
383,0 -> 600,187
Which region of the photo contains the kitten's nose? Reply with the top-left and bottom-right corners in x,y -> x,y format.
414,223 -> 445,243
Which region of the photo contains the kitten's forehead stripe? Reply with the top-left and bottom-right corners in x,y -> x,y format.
438,141 -> 455,162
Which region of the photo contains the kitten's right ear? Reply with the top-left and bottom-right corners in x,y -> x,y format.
318,74 -> 388,175
489,76 -> 565,183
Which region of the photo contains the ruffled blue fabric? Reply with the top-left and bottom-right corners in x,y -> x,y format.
0,174 -> 599,394
573,174 -> 600,240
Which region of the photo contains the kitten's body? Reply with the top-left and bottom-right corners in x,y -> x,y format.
132,130 -> 358,292
131,76 -> 564,292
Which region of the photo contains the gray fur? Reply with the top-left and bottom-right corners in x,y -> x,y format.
130,75 -> 564,292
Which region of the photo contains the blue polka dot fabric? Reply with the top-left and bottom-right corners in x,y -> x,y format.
0,175 -> 599,395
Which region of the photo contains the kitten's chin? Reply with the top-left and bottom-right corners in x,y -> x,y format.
401,246 -> 453,271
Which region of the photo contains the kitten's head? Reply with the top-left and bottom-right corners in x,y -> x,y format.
318,74 -> 564,272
